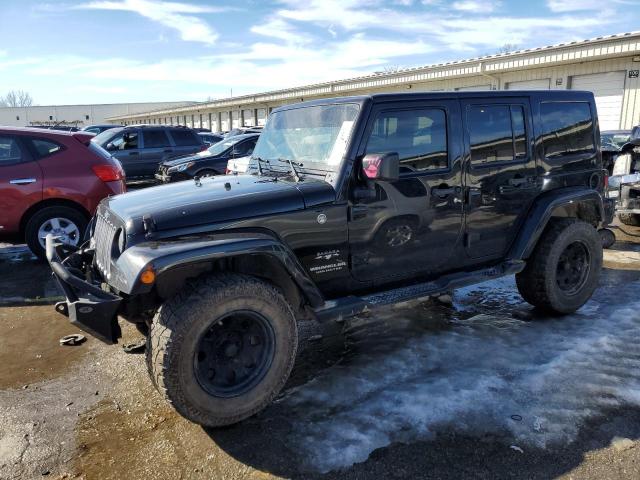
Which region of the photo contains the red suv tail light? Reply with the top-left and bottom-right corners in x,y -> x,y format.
92,164 -> 125,182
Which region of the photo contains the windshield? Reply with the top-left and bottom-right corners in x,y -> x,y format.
601,132 -> 630,150
204,137 -> 244,156
92,127 -> 123,145
251,103 -> 360,172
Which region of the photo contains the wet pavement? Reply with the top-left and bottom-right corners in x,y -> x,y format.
1,224 -> 640,479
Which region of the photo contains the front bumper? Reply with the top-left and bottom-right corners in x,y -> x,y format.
46,235 -> 122,344
154,172 -> 171,183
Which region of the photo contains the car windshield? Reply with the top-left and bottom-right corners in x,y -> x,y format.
92,127 -> 123,144
203,137 -> 245,156
251,103 -> 360,172
601,132 -> 630,150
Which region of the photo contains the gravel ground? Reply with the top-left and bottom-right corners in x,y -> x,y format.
1,222 -> 640,480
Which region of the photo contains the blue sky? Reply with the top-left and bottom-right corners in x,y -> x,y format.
0,0 -> 638,105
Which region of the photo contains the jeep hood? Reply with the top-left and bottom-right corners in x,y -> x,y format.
101,174 -> 335,232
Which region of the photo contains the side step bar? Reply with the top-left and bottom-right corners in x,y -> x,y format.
314,260 -> 525,323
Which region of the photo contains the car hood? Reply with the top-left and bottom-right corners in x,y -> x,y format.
161,150 -> 221,167
101,174 -> 335,233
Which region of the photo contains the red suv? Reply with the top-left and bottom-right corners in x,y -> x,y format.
0,127 -> 125,258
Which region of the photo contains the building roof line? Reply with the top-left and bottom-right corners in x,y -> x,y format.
107,30 -> 640,121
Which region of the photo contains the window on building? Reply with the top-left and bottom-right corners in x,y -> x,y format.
30,138 -> 63,157
540,102 -> 595,159
365,108 -> 448,172
468,105 -> 528,165
0,136 -> 22,164
170,129 -> 199,146
49,115 -> 53,121
142,129 -> 171,148
85,115 -> 90,120
16,116 -> 19,121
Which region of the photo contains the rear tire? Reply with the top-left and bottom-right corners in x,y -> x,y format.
147,274 -> 298,427
516,218 -> 602,314
618,213 -> 640,226
25,206 -> 87,260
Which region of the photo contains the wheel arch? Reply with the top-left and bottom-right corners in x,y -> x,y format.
20,198 -> 90,237
508,187 -> 605,260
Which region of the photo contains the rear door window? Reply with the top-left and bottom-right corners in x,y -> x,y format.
540,102 -> 595,158
30,138 -> 63,158
170,129 -> 200,146
110,131 -> 139,150
0,136 -> 23,165
142,129 -> 171,148
467,105 -> 528,166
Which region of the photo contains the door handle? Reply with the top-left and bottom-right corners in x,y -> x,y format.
10,178 -> 36,185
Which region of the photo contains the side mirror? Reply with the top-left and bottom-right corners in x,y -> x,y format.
362,152 -> 400,181
105,142 -> 116,151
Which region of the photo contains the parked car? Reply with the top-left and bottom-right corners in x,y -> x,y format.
601,129 -> 631,174
47,91 -> 613,428
224,127 -> 263,138
199,132 -> 224,146
91,125 -> 205,181
608,136 -> 640,225
0,126 -> 125,258
81,124 -> 123,135
156,133 -> 258,182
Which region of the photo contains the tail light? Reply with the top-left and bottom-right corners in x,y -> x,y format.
604,175 -> 609,189
225,167 -> 231,174
92,164 -> 125,182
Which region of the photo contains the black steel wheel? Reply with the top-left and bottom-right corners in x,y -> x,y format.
555,241 -> 591,295
194,311 -> 275,398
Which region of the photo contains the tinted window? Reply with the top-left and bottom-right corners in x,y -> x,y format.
366,108 -> 448,171
109,131 -> 139,150
233,138 -> 257,157
143,130 -> 171,148
541,102 -> 595,159
84,127 -> 101,134
468,105 -> 527,165
31,138 -> 63,157
0,136 -> 22,164
171,129 -> 200,146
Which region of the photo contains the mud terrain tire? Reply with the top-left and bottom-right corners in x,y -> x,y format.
618,213 -> 640,226
516,218 -> 602,314
147,273 -> 298,427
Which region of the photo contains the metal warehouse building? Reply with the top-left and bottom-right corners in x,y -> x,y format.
0,101 -> 195,128
108,31 -> 640,132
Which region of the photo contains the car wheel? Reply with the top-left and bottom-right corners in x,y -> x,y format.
516,218 -> 602,314
147,273 -> 298,427
25,206 -> 88,260
618,213 -> 640,226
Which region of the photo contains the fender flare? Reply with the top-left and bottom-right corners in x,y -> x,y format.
113,233 -> 325,307
508,187 -> 604,260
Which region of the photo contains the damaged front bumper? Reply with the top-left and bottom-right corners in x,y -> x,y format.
46,234 -> 122,344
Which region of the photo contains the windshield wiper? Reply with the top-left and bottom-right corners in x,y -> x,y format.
252,156 -> 270,176
277,157 -> 303,182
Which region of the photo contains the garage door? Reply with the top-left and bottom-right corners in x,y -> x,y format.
455,84 -> 491,91
570,71 -> 625,130
505,78 -> 550,90
257,108 -> 267,126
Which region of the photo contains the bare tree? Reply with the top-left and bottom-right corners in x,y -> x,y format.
0,90 -> 34,107
496,43 -> 519,55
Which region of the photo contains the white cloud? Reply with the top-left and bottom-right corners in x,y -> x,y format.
76,0 -> 220,45
546,0 -> 603,11
452,0 -> 500,13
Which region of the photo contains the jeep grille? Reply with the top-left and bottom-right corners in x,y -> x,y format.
93,212 -> 118,280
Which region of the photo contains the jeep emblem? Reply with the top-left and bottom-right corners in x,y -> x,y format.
317,213 -> 327,224
78,306 -> 94,314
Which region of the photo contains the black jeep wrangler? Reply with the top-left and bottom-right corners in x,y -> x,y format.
47,91 -> 614,427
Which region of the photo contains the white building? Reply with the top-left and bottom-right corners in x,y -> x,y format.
109,32 -> 640,132
0,101 -> 195,128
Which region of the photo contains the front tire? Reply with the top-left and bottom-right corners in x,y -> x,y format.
147,274 -> 298,427
24,206 -> 87,260
516,218 -> 602,314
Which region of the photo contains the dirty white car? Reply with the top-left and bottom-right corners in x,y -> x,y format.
225,155 -> 251,174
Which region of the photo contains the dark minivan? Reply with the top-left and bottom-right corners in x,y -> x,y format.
92,125 -> 205,180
